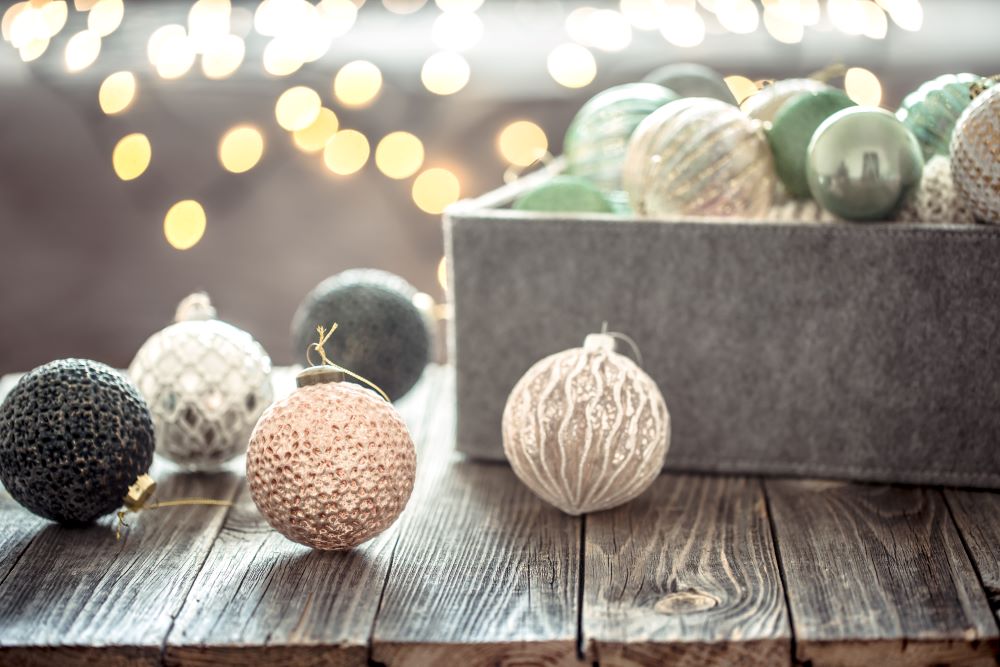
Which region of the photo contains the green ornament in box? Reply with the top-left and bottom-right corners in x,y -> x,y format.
896,73 -> 987,160
513,175 -> 614,214
642,63 -> 736,105
806,107 -> 924,222
564,82 -> 679,193
767,89 -> 856,198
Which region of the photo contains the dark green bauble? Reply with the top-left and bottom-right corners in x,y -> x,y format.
0,359 -> 154,524
513,176 -> 614,214
767,89 -> 856,198
896,73 -> 987,160
291,269 -> 430,401
564,82 -> 680,193
642,63 -> 737,105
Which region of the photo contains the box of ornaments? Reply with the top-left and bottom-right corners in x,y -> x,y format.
446,66 -> 1000,490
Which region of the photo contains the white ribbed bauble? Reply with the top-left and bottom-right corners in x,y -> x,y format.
502,333 -> 670,515
129,293 -> 273,470
951,86 -> 1000,224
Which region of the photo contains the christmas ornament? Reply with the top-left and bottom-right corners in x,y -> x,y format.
767,89 -> 855,198
807,107 -> 924,222
502,332 -> 670,515
129,293 -> 273,471
291,270 -> 431,401
642,63 -> 736,105
247,326 -> 416,550
513,175 -> 615,213
896,155 -> 975,224
623,97 -> 776,218
742,78 -> 832,122
897,73 -> 986,160
767,184 -> 841,223
564,82 -> 680,192
0,359 -> 154,524
951,85 -> 1000,224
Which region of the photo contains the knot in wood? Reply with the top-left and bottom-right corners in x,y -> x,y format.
654,589 -> 720,615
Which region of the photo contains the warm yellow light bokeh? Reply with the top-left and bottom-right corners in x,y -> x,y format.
41,1 -> 68,38
762,5 -> 804,44
87,0 -> 123,37
147,24 -> 195,79
497,120 -> 548,167
437,255 -> 448,290
164,200 -> 207,250
546,43 -> 596,89
99,71 -> 136,115
262,36 -> 303,76
219,125 -> 264,173
845,66 -> 882,107
292,107 -> 339,153
435,0 -> 483,10
19,37 -> 49,62
112,133 -> 151,181
323,129 -> 370,175
421,51 -> 470,95
375,132 -> 425,179
383,0 -> 426,14
65,29 -> 100,72
660,6 -> 706,47
724,74 -> 759,104
412,167 -> 460,214
201,34 -> 244,79
431,10 -> 483,51
275,86 -> 321,131
333,60 -> 382,107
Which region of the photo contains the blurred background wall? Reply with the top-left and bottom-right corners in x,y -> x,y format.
0,0 -> 997,372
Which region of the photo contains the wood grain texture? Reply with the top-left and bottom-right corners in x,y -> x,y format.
945,489 -> 1000,619
0,467 -> 240,666
766,480 -> 999,666
584,474 -> 791,667
371,369 -> 583,667
0,488 -> 46,589
164,366 -> 440,667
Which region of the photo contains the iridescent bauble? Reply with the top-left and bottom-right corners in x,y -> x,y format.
0,359 -> 154,524
642,63 -> 736,105
623,97 -> 776,218
742,78 -> 832,122
291,269 -> 431,401
502,333 -> 670,515
767,89 -> 855,198
246,366 -> 416,550
896,155 -> 974,224
129,293 -> 273,470
512,175 -> 614,213
564,82 -> 680,192
806,108 -> 924,222
897,73 -> 986,160
951,86 -> 1000,224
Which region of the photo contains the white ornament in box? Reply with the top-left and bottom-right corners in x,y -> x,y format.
502,332 -> 670,515
129,293 -> 273,470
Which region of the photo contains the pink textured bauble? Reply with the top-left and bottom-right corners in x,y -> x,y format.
246,375 -> 416,550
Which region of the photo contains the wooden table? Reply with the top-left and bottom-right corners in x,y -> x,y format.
0,365 -> 998,666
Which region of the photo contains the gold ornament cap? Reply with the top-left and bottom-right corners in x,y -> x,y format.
124,474 -> 157,510
296,365 -> 346,387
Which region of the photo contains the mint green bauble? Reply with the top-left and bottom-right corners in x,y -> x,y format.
642,63 -> 737,105
564,83 -> 679,192
512,176 -> 615,214
767,89 -> 856,198
896,73 -> 986,160
806,108 -> 924,222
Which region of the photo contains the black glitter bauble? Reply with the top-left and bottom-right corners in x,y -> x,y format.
0,359 -> 155,524
291,269 -> 430,401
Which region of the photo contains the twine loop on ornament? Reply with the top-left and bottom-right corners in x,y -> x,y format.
115,474 -> 233,541
306,323 -> 391,402
600,322 -> 644,367
503,151 -> 555,185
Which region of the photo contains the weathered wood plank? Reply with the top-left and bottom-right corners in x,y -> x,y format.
945,489 -> 1000,619
766,480 -> 999,666
164,366 -> 440,667
371,370 -> 582,667
584,475 -> 791,667
0,467 -> 241,667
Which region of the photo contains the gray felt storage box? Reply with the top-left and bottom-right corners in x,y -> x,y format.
444,171 -> 1000,489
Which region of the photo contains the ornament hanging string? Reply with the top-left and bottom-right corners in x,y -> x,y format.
503,151 -> 555,185
306,323 -> 391,403
600,321 -> 644,367
115,474 -> 233,540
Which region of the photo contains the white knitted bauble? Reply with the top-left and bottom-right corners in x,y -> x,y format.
896,155 -> 975,223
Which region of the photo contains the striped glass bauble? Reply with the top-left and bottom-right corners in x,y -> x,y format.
897,73 -> 986,160
624,97 -> 776,219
